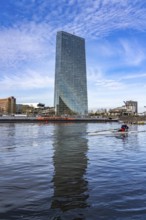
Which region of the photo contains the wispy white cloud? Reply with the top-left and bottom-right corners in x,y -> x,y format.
87,67 -> 124,90
87,67 -> 103,82
0,23 -> 56,67
63,0 -> 146,37
1,0 -> 146,67
95,79 -> 124,90
0,70 -> 54,90
18,92 -> 54,106
119,39 -> 145,66
120,72 -> 146,80
89,38 -> 146,68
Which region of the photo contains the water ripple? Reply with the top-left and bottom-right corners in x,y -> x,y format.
1,123 -> 146,219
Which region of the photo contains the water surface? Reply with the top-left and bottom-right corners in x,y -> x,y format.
0,122 -> 146,220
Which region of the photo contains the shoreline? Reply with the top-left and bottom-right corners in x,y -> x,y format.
1,115 -> 146,124
0,116 -> 119,123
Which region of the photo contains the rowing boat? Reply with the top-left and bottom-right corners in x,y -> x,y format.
88,130 -> 146,136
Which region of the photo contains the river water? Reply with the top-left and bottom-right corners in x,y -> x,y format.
0,122 -> 146,220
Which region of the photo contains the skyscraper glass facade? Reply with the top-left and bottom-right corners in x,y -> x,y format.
54,31 -> 88,115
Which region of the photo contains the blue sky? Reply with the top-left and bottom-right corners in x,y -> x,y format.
0,0 -> 146,112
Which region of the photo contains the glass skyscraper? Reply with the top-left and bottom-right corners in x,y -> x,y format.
54,31 -> 88,115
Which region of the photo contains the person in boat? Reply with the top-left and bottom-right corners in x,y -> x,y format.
118,124 -> 129,132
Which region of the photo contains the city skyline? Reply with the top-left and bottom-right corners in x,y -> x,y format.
0,1 -> 146,112
54,31 -> 88,115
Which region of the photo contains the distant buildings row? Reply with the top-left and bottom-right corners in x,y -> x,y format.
0,96 -> 139,116
0,97 -> 54,116
89,101 -> 138,116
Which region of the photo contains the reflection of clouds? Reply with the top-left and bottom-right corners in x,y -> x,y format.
51,124 -> 89,212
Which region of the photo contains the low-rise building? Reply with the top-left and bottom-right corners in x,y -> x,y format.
16,103 -> 45,115
108,100 -> 138,116
108,106 -> 127,116
124,100 -> 138,114
0,96 -> 16,114
39,107 -> 55,116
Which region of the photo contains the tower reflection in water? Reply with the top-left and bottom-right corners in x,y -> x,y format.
51,123 -> 89,212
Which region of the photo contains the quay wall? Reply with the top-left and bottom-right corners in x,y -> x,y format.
0,116 -> 118,123
1,115 -> 146,123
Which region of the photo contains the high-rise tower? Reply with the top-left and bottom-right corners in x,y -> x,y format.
54,31 -> 88,115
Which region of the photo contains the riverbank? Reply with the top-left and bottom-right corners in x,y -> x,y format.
1,115 -> 146,124
0,116 -> 119,123
119,115 -> 146,124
